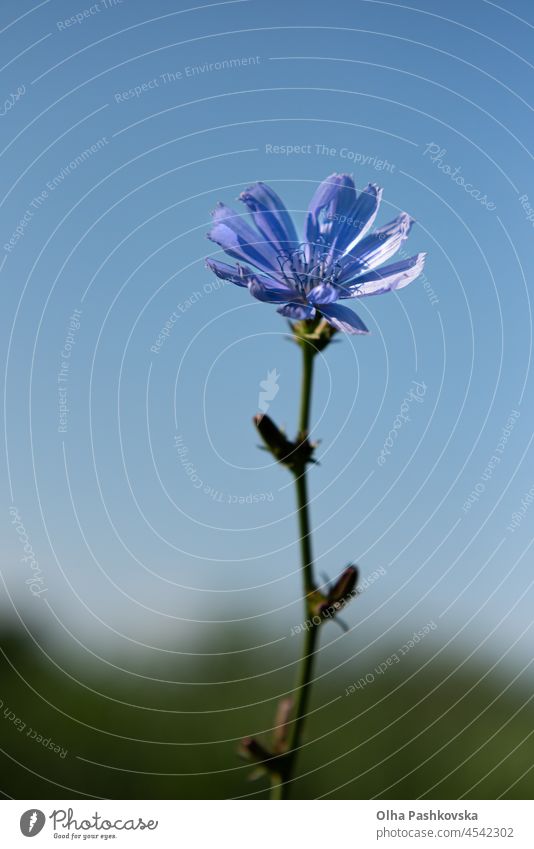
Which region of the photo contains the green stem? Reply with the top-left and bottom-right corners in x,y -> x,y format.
274,620 -> 319,799
298,342 -> 314,436
295,471 -> 315,597
270,341 -> 319,799
269,774 -> 284,800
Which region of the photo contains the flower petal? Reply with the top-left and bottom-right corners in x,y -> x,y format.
207,203 -> 281,276
338,213 -> 414,284
205,258 -> 250,287
304,173 -> 357,248
307,283 -> 341,305
319,302 -> 369,334
346,253 -> 426,297
239,182 -> 299,251
248,276 -> 298,304
277,302 -> 316,320
341,184 -> 383,256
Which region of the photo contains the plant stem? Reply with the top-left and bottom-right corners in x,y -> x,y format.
294,471 -> 315,597
298,341 -> 315,436
275,618 -> 319,798
270,341 -> 319,799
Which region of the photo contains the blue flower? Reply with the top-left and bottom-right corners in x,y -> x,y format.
206,174 -> 426,334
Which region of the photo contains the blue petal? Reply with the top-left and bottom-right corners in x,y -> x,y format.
239,182 -> 299,251
307,283 -> 341,305
341,184 -> 383,256
277,303 -> 316,320
205,258 -> 250,287
207,203 -> 281,276
304,173 -> 357,247
319,302 -> 369,334
338,213 -> 414,285
249,276 -> 298,304
346,253 -> 426,297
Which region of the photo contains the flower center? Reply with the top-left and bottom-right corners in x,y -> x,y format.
276,243 -> 343,295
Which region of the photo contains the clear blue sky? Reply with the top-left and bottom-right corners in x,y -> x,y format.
1,0 -> 533,671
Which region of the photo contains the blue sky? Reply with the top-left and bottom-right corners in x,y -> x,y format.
1,0 -> 533,672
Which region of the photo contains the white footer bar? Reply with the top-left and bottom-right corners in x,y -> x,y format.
1,799 -> 532,847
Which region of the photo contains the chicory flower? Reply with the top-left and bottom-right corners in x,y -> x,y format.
206,173 -> 426,334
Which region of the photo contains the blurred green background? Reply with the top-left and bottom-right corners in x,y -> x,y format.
1,624 -> 531,799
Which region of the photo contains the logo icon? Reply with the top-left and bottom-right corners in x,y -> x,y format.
258,368 -> 280,413
20,810 -> 46,837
